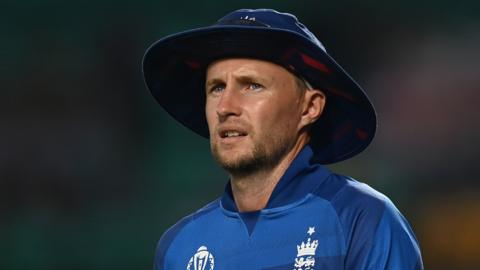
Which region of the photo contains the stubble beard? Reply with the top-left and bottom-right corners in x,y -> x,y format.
211,133 -> 294,178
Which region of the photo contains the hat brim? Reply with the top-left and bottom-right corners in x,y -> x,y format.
143,25 -> 377,164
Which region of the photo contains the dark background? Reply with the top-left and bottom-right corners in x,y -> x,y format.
1,1 -> 479,269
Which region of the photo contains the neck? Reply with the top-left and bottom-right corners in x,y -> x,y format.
230,137 -> 309,212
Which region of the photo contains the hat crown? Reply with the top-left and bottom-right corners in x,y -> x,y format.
216,9 -> 326,52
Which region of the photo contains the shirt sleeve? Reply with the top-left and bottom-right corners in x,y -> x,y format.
345,199 -> 424,270
153,215 -> 194,270
153,229 -> 174,270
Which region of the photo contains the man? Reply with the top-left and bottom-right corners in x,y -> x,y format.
143,9 -> 423,270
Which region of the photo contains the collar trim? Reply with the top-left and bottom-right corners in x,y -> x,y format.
220,145 -> 332,213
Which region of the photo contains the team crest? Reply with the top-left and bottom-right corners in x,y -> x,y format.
186,246 -> 214,270
294,227 -> 318,270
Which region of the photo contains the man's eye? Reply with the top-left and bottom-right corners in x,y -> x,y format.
247,83 -> 263,91
210,84 -> 225,93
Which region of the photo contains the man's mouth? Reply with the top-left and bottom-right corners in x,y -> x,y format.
217,126 -> 248,141
221,131 -> 247,138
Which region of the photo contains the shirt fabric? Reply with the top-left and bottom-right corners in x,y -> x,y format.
154,145 -> 423,270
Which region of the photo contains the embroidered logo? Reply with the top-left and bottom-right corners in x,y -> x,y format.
186,246 -> 214,270
240,15 -> 256,21
294,227 -> 318,270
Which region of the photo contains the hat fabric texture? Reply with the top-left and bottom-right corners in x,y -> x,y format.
143,8 -> 377,164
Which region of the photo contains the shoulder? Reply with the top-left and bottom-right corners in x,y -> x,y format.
313,173 -> 409,238
312,173 -> 389,222
153,198 -> 220,270
312,173 -> 423,269
326,175 -> 401,244
297,164 -> 385,210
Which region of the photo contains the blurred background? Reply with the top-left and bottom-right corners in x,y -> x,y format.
1,0 -> 479,269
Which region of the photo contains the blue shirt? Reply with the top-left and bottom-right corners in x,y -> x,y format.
154,145 -> 423,270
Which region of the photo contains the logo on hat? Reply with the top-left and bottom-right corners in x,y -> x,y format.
239,15 -> 256,21
186,246 -> 215,270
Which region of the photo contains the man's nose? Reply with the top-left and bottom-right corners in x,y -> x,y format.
216,86 -> 241,122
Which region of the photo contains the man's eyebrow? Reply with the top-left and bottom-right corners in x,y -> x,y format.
235,74 -> 266,83
205,78 -> 224,88
206,73 -> 267,86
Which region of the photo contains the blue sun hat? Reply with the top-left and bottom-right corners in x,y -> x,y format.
142,9 -> 377,164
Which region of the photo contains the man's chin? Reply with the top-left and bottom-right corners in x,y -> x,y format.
211,140 -> 284,176
219,158 -> 261,176
213,149 -> 258,173
215,152 -> 252,169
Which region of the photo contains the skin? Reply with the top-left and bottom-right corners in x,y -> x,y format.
205,58 -> 326,212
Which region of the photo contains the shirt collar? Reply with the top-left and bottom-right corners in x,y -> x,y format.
220,144 -> 332,212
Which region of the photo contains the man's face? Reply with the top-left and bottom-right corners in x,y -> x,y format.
205,58 -> 307,175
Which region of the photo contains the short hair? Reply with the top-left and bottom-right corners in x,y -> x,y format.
294,75 -> 313,92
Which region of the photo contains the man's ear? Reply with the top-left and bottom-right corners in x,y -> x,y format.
299,89 -> 326,129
